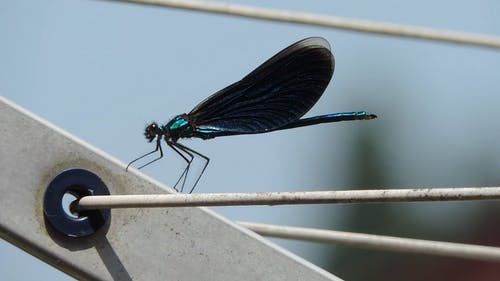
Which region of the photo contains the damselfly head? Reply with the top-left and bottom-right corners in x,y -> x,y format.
144,122 -> 162,142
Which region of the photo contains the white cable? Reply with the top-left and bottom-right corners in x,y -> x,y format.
112,0 -> 500,49
238,221 -> 500,263
76,186 -> 500,210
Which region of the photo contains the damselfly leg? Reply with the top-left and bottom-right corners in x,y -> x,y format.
172,142 -> 210,194
126,138 -> 164,171
167,141 -> 193,192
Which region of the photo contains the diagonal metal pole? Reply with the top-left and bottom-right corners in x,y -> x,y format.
0,96 -> 340,281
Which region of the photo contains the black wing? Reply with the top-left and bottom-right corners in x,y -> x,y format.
189,37 -> 334,136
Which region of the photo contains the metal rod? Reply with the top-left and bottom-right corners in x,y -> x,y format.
112,0 -> 500,49
76,187 -> 500,210
238,221 -> 500,263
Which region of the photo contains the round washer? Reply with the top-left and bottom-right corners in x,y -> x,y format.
44,168 -> 111,238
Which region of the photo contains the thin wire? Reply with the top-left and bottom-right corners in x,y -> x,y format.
111,0 -> 500,49
237,221 -> 500,263
76,186 -> 500,210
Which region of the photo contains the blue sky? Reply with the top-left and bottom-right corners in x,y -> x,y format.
1,1 -> 500,280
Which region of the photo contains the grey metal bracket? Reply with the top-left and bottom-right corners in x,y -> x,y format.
0,96 -> 340,281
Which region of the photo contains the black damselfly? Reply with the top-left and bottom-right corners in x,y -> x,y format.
127,37 -> 377,193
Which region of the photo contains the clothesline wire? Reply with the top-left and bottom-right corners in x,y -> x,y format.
75,186 -> 500,210
238,221 -> 500,263
111,0 -> 500,49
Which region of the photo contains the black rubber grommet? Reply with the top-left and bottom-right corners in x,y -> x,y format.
43,168 -> 111,238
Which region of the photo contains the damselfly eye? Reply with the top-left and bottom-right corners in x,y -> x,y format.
144,123 -> 159,142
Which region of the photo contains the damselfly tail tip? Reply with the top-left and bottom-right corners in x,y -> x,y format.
356,111 -> 377,120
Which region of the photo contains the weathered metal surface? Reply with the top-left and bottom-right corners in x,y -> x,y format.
0,96 -> 339,281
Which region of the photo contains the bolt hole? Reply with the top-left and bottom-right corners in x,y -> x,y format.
62,192 -> 81,219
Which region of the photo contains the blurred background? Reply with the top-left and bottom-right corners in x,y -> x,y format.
1,0 -> 500,280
